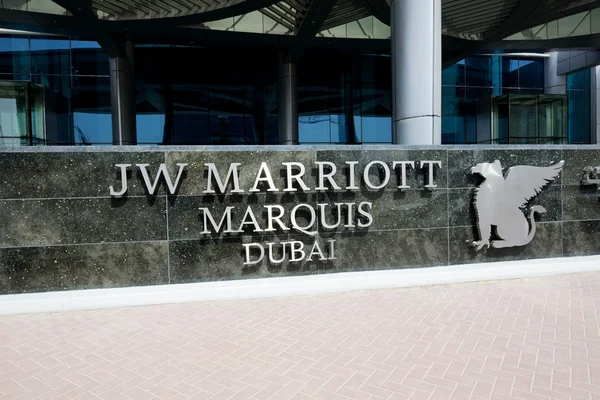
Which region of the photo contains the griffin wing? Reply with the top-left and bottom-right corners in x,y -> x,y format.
503,161 -> 564,208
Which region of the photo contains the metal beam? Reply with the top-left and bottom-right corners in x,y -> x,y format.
291,0 -> 339,62
362,0 -> 389,25
483,0 -> 547,40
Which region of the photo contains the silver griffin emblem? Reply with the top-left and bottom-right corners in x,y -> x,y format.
470,160 -> 564,251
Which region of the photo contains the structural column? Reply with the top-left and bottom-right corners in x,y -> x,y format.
391,0 -> 441,144
109,43 -> 137,145
277,50 -> 298,145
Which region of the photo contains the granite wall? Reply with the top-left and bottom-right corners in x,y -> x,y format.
0,145 -> 597,295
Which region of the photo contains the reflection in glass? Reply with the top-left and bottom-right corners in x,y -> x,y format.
71,41 -> 109,76
0,83 -> 27,146
30,37 -> 70,75
72,76 -> 110,145
0,36 -> 29,78
567,69 -> 592,144
492,94 -> 567,144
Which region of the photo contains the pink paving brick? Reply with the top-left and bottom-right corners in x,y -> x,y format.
2,272 -> 600,399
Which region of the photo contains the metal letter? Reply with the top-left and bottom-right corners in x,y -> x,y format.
363,161 -> 391,190
137,163 -> 188,195
238,206 -> 263,232
290,204 -> 317,236
307,241 -> 326,261
315,161 -> 341,191
199,206 -> 236,234
109,164 -> 131,197
328,239 -> 336,260
470,160 -> 564,251
289,241 -> 305,262
357,202 -> 373,228
249,162 -> 279,192
282,162 -> 310,192
204,163 -> 243,194
243,243 -> 265,265
345,161 -> 359,190
265,205 -> 290,232
318,203 -> 344,230
393,161 -> 415,189
420,160 -> 441,189
267,241 -> 286,264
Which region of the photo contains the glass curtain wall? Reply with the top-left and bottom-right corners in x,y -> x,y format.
567,69 -> 592,144
298,51 -> 392,144
442,54 -> 545,144
0,34 -> 110,145
134,45 -> 279,145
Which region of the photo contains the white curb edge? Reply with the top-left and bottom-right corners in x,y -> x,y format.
1,255 -> 599,315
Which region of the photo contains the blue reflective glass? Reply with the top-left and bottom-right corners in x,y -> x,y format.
137,114 -> 164,145
30,37 -> 70,75
298,83 -> 330,143
71,40 -> 109,76
442,86 -> 466,144
299,115 -> 330,143
442,63 -> 464,86
501,58 -> 519,87
517,58 -> 544,89
465,57 -> 492,87
0,36 -> 29,78
72,76 -> 110,145
567,69 -> 592,144
361,83 -> 391,143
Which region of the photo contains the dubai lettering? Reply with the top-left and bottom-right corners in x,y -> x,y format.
108,159 -> 442,266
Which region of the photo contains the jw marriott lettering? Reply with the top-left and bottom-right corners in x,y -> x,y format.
108,160 -> 442,266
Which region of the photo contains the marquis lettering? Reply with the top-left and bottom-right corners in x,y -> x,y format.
108,159 -> 443,266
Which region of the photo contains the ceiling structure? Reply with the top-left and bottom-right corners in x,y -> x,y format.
0,0 -> 600,58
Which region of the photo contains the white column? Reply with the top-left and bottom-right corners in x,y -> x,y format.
391,0 -> 441,145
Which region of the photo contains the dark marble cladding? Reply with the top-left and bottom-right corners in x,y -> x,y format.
0,151 -> 166,199
0,241 -> 169,294
448,222 -> 563,265
169,234 -> 319,283
168,193 -> 318,241
1,146 -> 599,294
563,149 -> 600,185
448,186 -> 562,227
447,149 -> 563,188
0,197 -> 166,247
563,185 -> 600,221
320,228 -> 449,273
315,149 -> 448,190
563,220 -> 600,256
317,189 -> 448,232
165,150 -> 318,196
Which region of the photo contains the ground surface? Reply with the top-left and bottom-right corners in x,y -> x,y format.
1,272 -> 600,399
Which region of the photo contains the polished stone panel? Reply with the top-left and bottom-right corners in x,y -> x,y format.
562,149 -> 600,186
316,149 -> 448,191
0,241 -> 168,294
0,146 -> 596,295
447,149 -> 563,189
319,228 -> 448,273
448,189 -> 475,227
317,189 -> 448,232
0,197 -> 166,247
165,150 -> 318,196
563,185 -> 600,221
448,222 -> 563,265
168,193 -> 317,240
169,234 -> 319,283
563,220 -> 600,256
0,151 -> 166,199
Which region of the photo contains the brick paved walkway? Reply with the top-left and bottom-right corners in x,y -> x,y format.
1,273 -> 600,399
